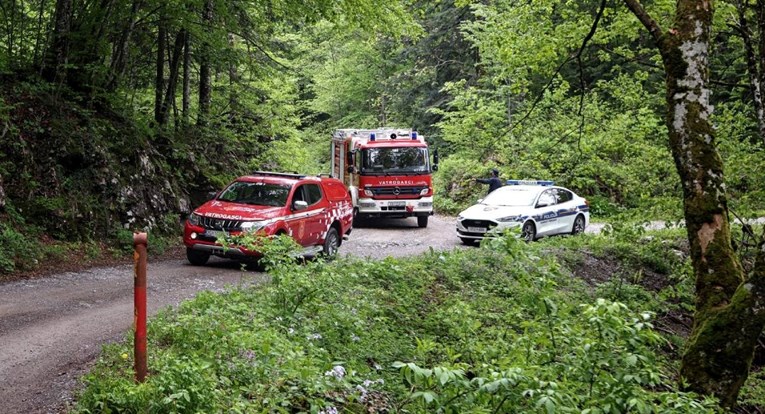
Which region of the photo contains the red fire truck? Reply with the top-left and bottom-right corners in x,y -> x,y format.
330,128 -> 438,228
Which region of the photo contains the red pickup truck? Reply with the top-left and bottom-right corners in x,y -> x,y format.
183,171 -> 354,265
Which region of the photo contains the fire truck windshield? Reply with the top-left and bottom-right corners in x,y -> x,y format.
360,147 -> 429,175
217,182 -> 291,207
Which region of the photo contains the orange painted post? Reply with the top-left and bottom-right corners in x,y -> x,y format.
133,232 -> 148,382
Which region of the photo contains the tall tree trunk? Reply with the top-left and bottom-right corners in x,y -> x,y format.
228,32 -> 238,113
198,0 -> 213,126
107,0 -> 141,91
735,0 -> 765,146
154,8 -> 166,126
182,30 -> 190,125
624,0 -> 765,407
159,29 -> 186,127
42,0 -> 72,83
32,0 -> 48,67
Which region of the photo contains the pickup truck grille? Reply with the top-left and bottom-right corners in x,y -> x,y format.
199,216 -> 243,231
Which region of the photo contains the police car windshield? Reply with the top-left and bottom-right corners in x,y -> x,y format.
360,147 -> 429,175
482,187 -> 537,207
217,182 -> 290,207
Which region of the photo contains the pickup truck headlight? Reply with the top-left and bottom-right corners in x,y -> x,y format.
240,219 -> 275,232
496,215 -> 523,222
188,213 -> 202,226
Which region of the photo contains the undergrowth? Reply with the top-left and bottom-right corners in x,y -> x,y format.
73,230 -> 724,413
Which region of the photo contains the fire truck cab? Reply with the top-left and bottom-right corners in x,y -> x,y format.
331,128 -> 438,228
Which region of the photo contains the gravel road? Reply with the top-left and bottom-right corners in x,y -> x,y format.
0,215 -> 461,414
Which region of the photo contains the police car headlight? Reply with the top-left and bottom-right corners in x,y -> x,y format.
188,213 -> 202,226
496,215 -> 523,222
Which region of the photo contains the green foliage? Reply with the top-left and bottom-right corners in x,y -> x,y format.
74,231 -> 720,413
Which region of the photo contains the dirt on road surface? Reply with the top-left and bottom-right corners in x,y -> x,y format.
0,215 -> 462,414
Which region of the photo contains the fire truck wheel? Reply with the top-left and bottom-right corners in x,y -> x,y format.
322,227 -> 340,257
417,215 -> 429,228
352,209 -> 364,228
186,248 -> 210,266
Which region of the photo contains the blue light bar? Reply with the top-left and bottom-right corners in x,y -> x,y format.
412,131 -> 418,140
506,180 -> 555,186
370,133 -> 376,141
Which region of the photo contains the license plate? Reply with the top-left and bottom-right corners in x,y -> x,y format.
205,229 -> 223,238
388,201 -> 406,207
467,227 -> 487,233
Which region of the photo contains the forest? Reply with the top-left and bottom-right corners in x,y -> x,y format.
2,0 -> 765,412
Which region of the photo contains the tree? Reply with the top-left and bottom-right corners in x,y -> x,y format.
623,0 -> 765,407
733,0 -> 765,146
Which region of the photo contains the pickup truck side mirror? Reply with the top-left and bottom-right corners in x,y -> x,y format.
293,200 -> 308,211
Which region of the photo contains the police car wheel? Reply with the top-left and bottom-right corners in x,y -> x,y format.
322,227 -> 340,257
186,248 -> 210,266
521,221 -> 536,242
417,215 -> 428,228
571,215 -> 585,235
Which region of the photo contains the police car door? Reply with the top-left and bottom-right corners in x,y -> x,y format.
534,189 -> 559,237
553,188 -> 576,234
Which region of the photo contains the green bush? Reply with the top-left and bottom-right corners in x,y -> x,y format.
74,232 -> 720,413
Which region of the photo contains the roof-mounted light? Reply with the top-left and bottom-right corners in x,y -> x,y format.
506,180 -> 555,186
412,131 -> 418,140
370,133 -> 376,141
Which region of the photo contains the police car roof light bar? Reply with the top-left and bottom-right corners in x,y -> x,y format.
506,179 -> 555,186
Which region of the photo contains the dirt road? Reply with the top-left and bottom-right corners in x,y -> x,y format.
0,215 -> 461,414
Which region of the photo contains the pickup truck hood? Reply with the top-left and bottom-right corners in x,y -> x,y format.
194,200 -> 285,221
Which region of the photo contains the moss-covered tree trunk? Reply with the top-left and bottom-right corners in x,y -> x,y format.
624,0 -> 765,407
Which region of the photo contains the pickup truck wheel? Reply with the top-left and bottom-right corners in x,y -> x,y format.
322,227 -> 340,257
417,215 -> 429,228
186,248 -> 210,266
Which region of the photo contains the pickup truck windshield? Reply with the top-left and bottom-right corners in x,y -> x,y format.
360,147 -> 429,175
217,182 -> 291,207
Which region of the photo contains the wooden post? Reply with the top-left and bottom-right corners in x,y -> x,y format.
133,232 -> 148,382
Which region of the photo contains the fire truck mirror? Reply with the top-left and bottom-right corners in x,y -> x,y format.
432,164 -> 439,172
347,166 -> 357,174
206,191 -> 217,200
433,148 -> 439,165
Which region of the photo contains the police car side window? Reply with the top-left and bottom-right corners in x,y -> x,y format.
555,189 -> 573,203
537,190 -> 555,207
306,184 -> 323,205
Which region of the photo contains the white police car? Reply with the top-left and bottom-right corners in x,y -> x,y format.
456,180 -> 589,244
